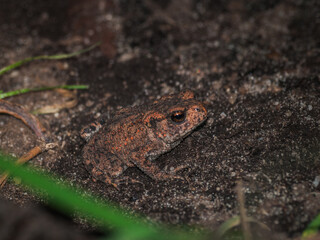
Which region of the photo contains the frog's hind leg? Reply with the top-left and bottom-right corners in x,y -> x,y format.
83,147 -> 125,188
84,147 -> 141,189
89,162 -> 143,189
100,160 -> 143,189
93,156 -> 128,188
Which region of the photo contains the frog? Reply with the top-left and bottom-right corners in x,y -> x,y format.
81,90 -> 207,188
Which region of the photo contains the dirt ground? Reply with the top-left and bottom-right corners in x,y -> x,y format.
0,0 -> 319,239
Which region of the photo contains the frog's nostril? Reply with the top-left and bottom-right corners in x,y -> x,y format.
194,105 -> 207,115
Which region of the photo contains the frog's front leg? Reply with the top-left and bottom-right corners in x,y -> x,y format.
131,145 -> 185,181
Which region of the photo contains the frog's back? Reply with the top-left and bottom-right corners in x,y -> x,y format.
83,109 -> 149,162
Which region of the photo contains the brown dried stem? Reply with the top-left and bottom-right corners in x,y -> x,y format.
236,180 -> 252,240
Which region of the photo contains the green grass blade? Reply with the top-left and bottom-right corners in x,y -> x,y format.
0,153 -> 132,228
0,42 -> 100,76
0,152 -> 202,240
302,213 -> 320,238
0,85 -> 89,99
214,216 -> 270,239
0,57 -> 33,75
214,216 -> 241,238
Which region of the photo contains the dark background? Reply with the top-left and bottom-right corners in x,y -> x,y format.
0,0 -> 319,239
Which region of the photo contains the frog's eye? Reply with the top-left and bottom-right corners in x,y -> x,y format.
171,110 -> 186,123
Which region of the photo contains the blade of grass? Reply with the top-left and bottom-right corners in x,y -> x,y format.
0,152 -> 201,240
214,216 -> 242,239
214,216 -> 270,239
0,152 -> 148,231
0,85 -> 88,99
0,42 -> 100,76
302,213 -> 320,238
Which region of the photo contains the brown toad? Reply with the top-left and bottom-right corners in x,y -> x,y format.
81,90 -> 207,188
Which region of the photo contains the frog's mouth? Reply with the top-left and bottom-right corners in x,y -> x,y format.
165,115 -> 208,145
183,116 -> 207,137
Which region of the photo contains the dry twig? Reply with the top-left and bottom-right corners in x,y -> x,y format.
236,180 -> 252,240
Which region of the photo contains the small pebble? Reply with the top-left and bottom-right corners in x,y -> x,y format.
285,110 -> 292,117
85,100 -> 94,107
220,112 -> 226,119
312,176 -> 320,188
